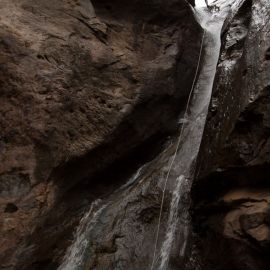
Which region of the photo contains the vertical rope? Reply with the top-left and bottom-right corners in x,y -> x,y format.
150,28 -> 206,270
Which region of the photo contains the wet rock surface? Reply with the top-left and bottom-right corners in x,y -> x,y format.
2,0 -> 269,269
192,0 -> 270,269
0,0 -> 201,269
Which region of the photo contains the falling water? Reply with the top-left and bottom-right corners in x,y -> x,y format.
58,200 -> 106,270
158,176 -> 189,270
58,1 -> 246,270
151,1 -> 241,268
58,166 -> 145,270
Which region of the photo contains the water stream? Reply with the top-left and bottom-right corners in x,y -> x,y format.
58,1 -> 245,270
58,200 -> 106,270
150,4 -> 229,269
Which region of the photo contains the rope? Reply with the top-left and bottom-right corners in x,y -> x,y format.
150,28 -> 206,270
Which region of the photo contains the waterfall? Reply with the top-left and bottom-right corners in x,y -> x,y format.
150,3 -> 235,269
58,200 -> 106,270
58,166 -> 145,270
157,176 -> 189,270
58,1 -> 246,270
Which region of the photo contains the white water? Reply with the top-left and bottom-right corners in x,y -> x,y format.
151,2 -> 237,269
158,176 -> 189,270
58,200 -> 106,270
58,165 -> 146,270
195,0 -> 215,7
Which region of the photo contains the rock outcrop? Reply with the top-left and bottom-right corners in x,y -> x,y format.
0,0 -> 201,269
192,0 -> 270,269
2,0 -> 269,269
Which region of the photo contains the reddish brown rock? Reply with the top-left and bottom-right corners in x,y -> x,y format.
0,0 -> 201,269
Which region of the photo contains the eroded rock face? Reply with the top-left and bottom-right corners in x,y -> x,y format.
0,0 -> 201,269
192,0 -> 270,269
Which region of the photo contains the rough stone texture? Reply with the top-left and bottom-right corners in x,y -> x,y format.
192,0 -> 270,269
0,0 -> 201,269
5,0 -> 270,269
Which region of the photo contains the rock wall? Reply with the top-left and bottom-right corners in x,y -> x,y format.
192,0 -> 270,269
0,0 -> 201,269
4,0 -> 269,269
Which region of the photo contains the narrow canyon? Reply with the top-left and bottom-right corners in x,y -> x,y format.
0,0 -> 269,269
